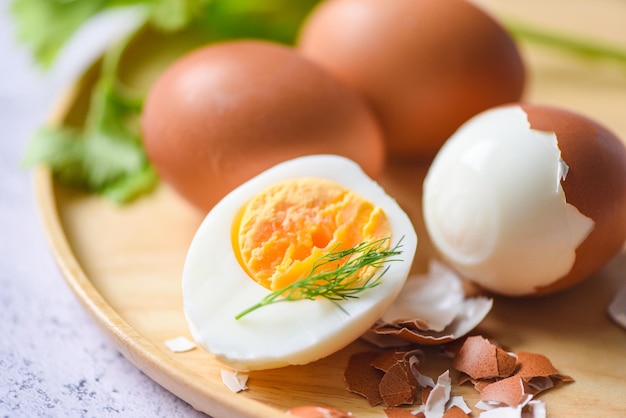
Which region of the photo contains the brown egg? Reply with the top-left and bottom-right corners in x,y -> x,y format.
297,0 -> 525,159
422,103 -> 626,296
141,40 -> 385,212
521,104 -> 626,295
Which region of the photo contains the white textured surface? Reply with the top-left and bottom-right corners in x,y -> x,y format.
0,1 -> 207,416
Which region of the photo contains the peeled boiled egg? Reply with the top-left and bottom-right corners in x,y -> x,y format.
297,0 -> 525,158
141,40 -> 385,212
182,155 -> 417,371
423,104 -> 626,296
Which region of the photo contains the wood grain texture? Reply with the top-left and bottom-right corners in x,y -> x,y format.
35,1 -> 626,417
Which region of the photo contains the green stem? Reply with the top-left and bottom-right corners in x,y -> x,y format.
83,19 -> 149,142
235,237 -> 403,320
506,19 -> 626,65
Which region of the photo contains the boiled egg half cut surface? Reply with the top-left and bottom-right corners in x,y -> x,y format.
182,155 -> 417,371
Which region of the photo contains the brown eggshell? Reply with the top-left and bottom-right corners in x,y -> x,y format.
344,351 -> 385,406
298,0 -> 525,158
370,349 -> 413,372
384,407 -> 422,418
514,351 -> 574,386
479,376 -> 528,407
452,335 -> 516,380
421,386 -> 432,405
373,325 -> 455,346
141,40 -> 385,212
520,104 -> 626,295
287,405 -> 353,418
378,361 -> 418,407
514,351 -> 560,379
443,406 -> 470,418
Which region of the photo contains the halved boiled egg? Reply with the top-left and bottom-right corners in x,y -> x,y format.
182,155 -> 417,371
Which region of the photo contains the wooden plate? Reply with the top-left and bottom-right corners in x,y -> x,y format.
35,1 -> 626,417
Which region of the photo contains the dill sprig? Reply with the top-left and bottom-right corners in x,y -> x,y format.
235,236 -> 404,320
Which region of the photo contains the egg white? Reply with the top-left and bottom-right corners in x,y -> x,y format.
182,154 -> 417,371
423,105 -> 594,296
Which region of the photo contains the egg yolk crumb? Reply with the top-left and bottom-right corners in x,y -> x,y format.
232,178 -> 391,290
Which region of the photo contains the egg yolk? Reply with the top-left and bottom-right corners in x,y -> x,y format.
232,178 -> 391,290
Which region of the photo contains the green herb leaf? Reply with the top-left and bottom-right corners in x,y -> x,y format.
23,123 -> 157,204
14,0 -> 322,204
505,19 -> 626,64
22,27 -> 157,203
148,0 -> 212,31
10,0 -> 109,67
235,237 -> 404,320
195,0 -> 321,44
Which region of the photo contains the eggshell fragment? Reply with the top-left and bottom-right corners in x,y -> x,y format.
514,352 -> 574,394
345,338 -> 571,416
286,405 -> 353,418
514,352 -> 560,380
163,336 -> 196,353
360,330 -> 414,349
382,261 -> 466,332
373,261 -> 492,344
447,397 -> 472,416
443,406 -> 470,418
345,348 -> 474,417
607,285 -> 626,329
220,370 -> 248,393
476,399 -> 546,418
379,361 -> 419,407
421,386 -> 433,405
407,371 -> 471,418
344,351 -> 384,406
452,337 -> 572,416
479,376 -> 529,407
421,370 -> 452,418
452,336 -> 517,380
349,332 -> 572,416
383,407 -> 419,418
371,348 -> 424,372
345,350 -> 425,408
414,369 -> 435,391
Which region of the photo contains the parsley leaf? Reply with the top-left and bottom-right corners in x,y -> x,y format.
10,0 -> 139,67
22,27 -> 157,204
14,0 -> 321,204
148,0 -> 212,32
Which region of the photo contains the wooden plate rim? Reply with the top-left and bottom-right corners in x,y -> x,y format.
32,74 -> 290,418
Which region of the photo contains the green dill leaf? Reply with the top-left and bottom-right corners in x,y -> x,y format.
235,237 -> 404,320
